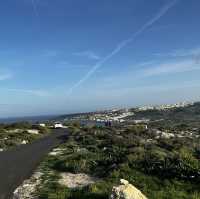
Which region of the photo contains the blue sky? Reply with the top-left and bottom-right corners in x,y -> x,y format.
0,0 -> 200,117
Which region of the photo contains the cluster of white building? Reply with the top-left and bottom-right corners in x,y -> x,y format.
138,102 -> 194,111
38,122 -> 66,129
90,110 -> 134,123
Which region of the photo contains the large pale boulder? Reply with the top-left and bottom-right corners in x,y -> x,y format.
110,179 -> 148,199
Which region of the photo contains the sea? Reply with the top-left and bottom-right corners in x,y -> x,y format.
0,115 -> 58,124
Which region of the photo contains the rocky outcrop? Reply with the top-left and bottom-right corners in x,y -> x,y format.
13,171 -> 42,199
58,172 -> 98,188
110,179 -> 148,199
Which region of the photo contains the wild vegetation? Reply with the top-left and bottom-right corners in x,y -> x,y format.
37,121 -> 200,199
0,122 -> 49,150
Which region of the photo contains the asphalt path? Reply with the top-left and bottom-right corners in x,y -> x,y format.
0,129 -> 68,199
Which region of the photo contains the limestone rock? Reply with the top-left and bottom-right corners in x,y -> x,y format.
110,179 -> 148,199
58,172 -> 98,188
13,171 -> 42,199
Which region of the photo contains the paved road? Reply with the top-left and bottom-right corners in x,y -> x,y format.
0,129 -> 68,199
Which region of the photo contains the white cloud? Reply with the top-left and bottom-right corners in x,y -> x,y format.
43,50 -> 59,57
154,47 -> 200,58
58,61 -> 89,69
140,59 -> 199,77
73,51 -> 100,60
31,0 -> 39,17
136,47 -> 200,77
91,58 -> 200,91
0,72 -> 13,81
6,88 -> 50,97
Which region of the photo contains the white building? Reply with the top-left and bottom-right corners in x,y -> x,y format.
54,123 -> 63,129
39,123 -> 46,127
27,129 -> 39,135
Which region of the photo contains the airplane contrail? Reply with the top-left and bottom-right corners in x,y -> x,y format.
31,0 -> 39,17
67,0 -> 179,95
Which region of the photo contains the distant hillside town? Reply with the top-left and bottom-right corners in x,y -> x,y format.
58,101 -> 194,124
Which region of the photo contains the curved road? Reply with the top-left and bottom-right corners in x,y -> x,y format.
0,129 -> 68,199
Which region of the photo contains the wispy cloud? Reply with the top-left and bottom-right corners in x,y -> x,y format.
31,0 -> 39,17
92,57 -> 200,91
58,61 -> 89,69
6,88 -> 50,97
73,51 -> 100,60
43,50 -> 59,57
140,59 -> 199,77
155,47 -> 200,58
0,72 -> 13,81
139,47 -> 200,77
68,0 -> 179,94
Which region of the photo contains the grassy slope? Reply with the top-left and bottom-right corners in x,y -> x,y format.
37,124 -> 200,199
